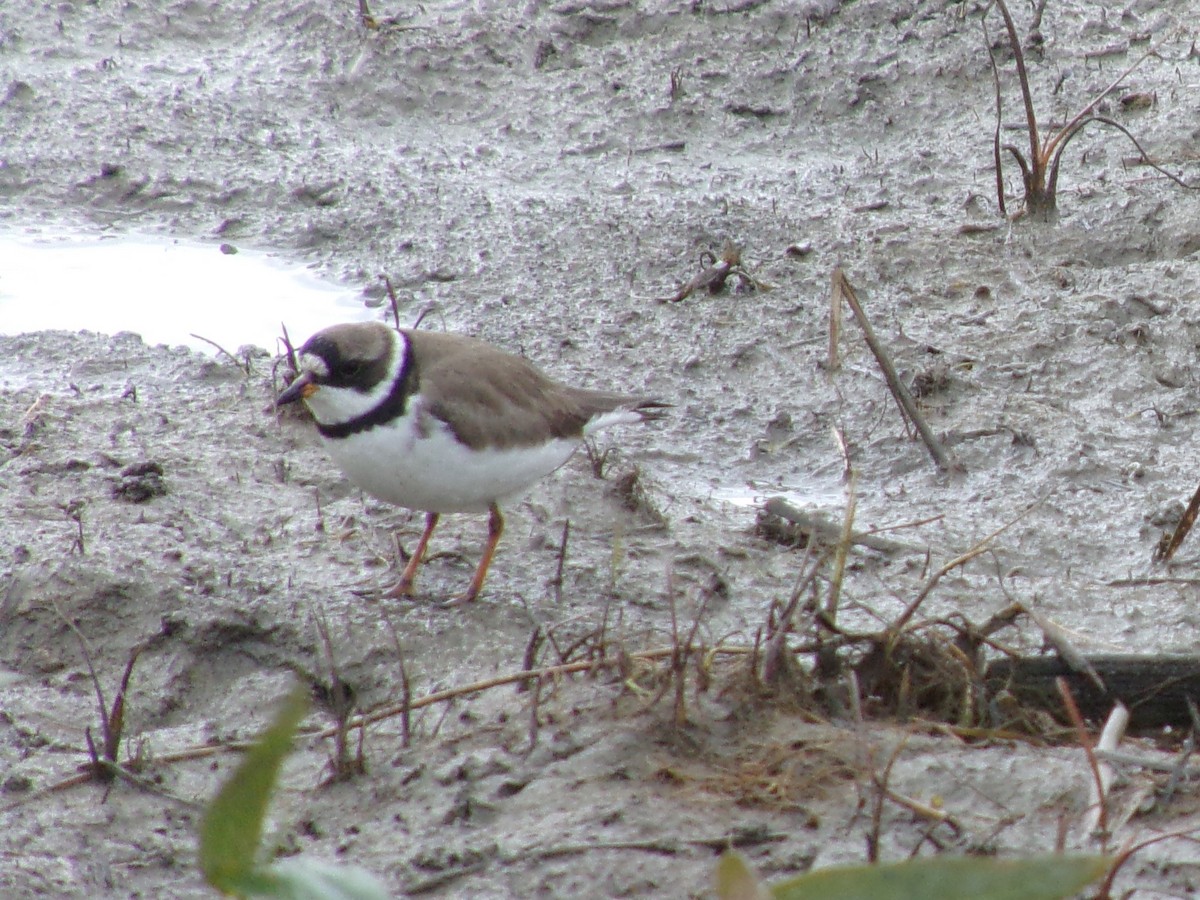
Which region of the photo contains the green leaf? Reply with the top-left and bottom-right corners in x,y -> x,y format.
770,854 -> 1108,900
715,851 -> 768,900
272,858 -> 390,899
199,687 -> 309,892
225,858 -> 390,899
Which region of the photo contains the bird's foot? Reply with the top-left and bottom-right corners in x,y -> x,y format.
380,578 -> 417,600
439,589 -> 479,608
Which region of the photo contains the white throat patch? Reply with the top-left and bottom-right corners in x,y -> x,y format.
303,331 -> 410,427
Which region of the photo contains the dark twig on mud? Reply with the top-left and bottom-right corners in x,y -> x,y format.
397,652 -> 411,748
1057,678 -> 1109,850
552,626 -> 601,666
410,303 -> 438,330
763,541 -> 821,685
189,333 -> 250,374
831,269 -> 959,474
524,611 -> 569,665
985,27 -> 1008,216
1154,477 -> 1200,563
1090,115 -> 1199,194
326,644 -> 748,742
517,627 -> 543,694
1096,831 -> 1200,900
656,240 -> 765,303
527,671 -> 543,750
1019,602 -> 1105,692
1109,576 -> 1200,587
380,275 -> 402,329
280,322 -> 298,372
61,500 -> 86,555
866,738 -> 907,862
768,540 -> 816,681
889,559 -> 971,641
271,323 -> 301,409
551,519 -> 570,605
824,475 -> 856,629
526,829 -> 787,861
3,754 -> 199,813
384,615 -> 413,748
405,862 -> 491,896
827,265 -> 844,370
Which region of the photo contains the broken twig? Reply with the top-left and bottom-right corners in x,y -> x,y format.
656,240 -> 766,303
1154,478 -> 1200,563
831,269 -> 960,473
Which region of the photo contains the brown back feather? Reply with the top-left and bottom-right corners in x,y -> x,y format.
407,329 -> 664,451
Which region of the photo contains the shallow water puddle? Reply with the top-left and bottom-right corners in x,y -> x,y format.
708,479 -> 848,510
0,230 -> 373,353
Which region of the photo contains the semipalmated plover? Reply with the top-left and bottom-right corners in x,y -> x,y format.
277,321 -> 667,604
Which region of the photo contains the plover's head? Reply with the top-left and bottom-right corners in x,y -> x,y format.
276,322 -> 406,427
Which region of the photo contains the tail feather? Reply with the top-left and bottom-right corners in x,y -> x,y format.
581,395 -> 670,435
630,399 -> 670,421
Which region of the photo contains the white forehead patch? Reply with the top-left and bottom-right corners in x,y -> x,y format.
299,352 -> 329,378
298,329 -> 407,428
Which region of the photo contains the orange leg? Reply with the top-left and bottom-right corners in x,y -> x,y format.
447,503 -> 504,606
383,512 -> 439,599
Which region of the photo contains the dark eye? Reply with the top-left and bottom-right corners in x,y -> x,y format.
338,361 -> 363,379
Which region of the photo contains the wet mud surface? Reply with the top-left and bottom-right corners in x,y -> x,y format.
4,0 -> 1200,896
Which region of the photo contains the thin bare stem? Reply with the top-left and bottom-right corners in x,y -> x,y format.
824,473 -> 857,626
1091,116 -> 1199,192
381,275 -> 401,329
984,15 -> 1008,216
1056,678 -> 1108,852
989,0 -> 1040,173
280,322 -> 298,371
867,737 -> 910,863
189,333 -> 250,374
763,541 -> 823,685
383,614 -> 412,748
552,519 -> 570,605
827,268 -> 843,371
1043,47 -> 1160,164
890,494 -> 1047,635
833,269 -> 958,473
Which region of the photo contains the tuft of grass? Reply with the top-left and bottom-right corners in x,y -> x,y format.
984,0 -> 1192,219
312,612 -> 366,782
52,600 -> 145,785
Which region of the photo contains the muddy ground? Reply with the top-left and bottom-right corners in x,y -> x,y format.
4,0 -> 1200,896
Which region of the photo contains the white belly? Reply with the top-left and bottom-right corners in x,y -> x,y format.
322,415 -> 580,514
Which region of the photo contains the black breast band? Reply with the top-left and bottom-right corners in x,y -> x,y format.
317,335 -> 418,440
